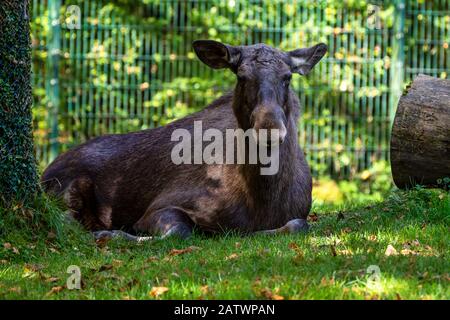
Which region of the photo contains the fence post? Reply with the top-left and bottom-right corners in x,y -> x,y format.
389,0 -> 405,125
47,0 -> 61,162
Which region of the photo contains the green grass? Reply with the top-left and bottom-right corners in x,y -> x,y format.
0,188 -> 449,300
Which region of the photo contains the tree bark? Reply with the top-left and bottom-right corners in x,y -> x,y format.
0,0 -> 39,205
390,74 -> 450,189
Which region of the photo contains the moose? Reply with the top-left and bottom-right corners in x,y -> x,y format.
42,40 -> 327,241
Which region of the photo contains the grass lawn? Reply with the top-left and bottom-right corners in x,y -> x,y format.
0,188 -> 449,300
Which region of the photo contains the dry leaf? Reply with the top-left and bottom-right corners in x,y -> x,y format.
200,285 -> 209,295
308,213 -> 319,222
45,277 -> 60,283
95,237 -> 111,248
400,249 -> 416,256
98,264 -> 113,272
385,244 -> 398,256
46,286 -> 64,296
338,249 -> 353,256
146,256 -> 159,263
260,288 -> 284,300
112,259 -> 123,267
235,242 -> 241,249
368,235 -> 377,242
149,286 -> 169,297
342,227 -> 352,234
3,243 -> 12,249
169,246 -> 201,256
225,253 -> 239,260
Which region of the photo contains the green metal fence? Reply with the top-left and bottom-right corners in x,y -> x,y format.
31,0 -> 449,178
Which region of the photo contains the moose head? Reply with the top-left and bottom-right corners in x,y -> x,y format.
193,40 -> 327,146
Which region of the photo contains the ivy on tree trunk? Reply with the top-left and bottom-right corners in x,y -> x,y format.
0,0 -> 39,205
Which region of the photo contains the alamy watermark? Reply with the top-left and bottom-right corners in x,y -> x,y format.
66,5 -> 81,30
171,121 -> 281,175
66,265 -> 81,290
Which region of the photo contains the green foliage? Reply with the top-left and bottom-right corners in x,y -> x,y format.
0,193 -> 90,262
313,160 -> 392,205
29,1 -> 449,180
0,0 -> 39,204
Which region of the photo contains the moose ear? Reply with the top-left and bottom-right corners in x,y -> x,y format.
288,43 -> 327,75
193,40 -> 240,69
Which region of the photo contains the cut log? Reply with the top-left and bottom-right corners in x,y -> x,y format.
390,74 -> 450,189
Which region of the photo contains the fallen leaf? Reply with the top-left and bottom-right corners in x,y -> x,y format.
146,256 -> 159,263
320,277 -> 335,286
308,213 -> 319,222
200,285 -> 209,295
400,248 -> 417,255
3,243 -> 19,254
342,227 -> 352,233
235,242 -> 241,249
45,277 -> 60,283
169,246 -> 201,256
149,286 -> 169,297
225,253 -> 239,260
0,260 -> 8,264
385,244 -> 398,256
9,287 -> 21,293
338,249 -> 353,256
288,242 -> 304,259
98,264 -> 113,272
46,286 -> 64,296
260,288 -> 282,300
112,259 -> 123,267
95,237 -> 111,248
368,235 -> 377,242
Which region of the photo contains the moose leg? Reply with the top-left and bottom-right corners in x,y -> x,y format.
93,208 -> 193,242
255,218 -> 309,235
133,207 -> 194,239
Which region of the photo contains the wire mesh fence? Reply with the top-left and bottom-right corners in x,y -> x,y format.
30,0 -> 449,178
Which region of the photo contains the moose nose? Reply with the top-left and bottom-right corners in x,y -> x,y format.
251,107 -> 287,146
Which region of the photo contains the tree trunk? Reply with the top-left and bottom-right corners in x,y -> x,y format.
390,74 -> 450,189
0,0 -> 39,205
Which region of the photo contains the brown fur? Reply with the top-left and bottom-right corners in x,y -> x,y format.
41,42 -> 327,237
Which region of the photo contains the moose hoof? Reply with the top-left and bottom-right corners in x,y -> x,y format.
285,219 -> 309,233
93,230 -> 115,240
